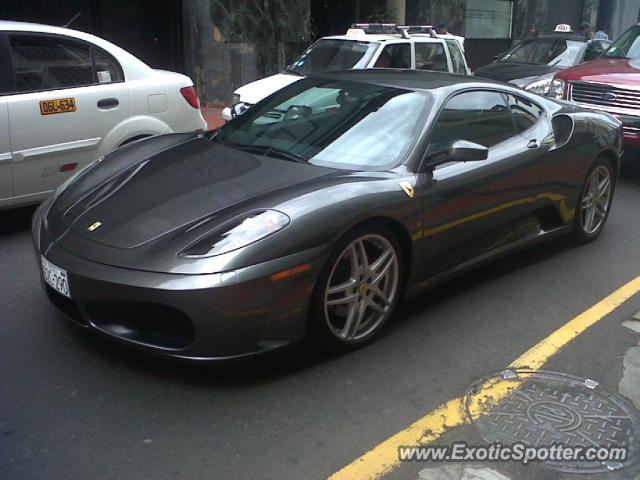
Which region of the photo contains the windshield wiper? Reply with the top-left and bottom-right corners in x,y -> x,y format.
208,130 -> 225,145
234,144 -> 309,163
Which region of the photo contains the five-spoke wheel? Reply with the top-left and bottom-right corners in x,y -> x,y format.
575,157 -> 615,242
311,227 -> 403,351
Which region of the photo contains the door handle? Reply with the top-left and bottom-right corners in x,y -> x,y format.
97,98 -> 119,109
527,139 -> 539,149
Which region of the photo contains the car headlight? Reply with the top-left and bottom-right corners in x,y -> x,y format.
179,210 -> 290,258
548,79 -> 566,99
525,78 -> 552,95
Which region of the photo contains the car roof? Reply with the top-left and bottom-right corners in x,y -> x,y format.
536,33 -> 588,42
323,33 -> 445,42
315,69 -> 504,92
0,20 -> 151,79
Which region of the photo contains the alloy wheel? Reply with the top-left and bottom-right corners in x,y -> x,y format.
581,165 -> 612,235
323,234 -> 399,342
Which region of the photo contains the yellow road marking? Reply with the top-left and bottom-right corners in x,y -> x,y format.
329,275 -> 640,480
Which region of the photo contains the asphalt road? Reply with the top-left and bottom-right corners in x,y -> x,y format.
2,163 -> 640,480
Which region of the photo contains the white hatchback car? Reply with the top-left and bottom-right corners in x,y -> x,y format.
0,21 -> 207,210
223,24 -> 469,121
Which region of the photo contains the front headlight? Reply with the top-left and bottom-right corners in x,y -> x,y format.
525,78 -> 553,95
179,210 -> 291,258
547,79 -> 566,99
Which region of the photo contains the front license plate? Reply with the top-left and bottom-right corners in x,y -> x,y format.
39,97 -> 76,115
41,256 -> 71,298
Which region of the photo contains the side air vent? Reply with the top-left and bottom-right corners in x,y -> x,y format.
552,114 -> 574,148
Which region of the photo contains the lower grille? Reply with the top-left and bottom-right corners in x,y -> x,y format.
45,285 -> 86,325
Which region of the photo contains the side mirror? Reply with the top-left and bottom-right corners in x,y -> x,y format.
423,140 -> 489,170
231,102 -> 250,118
584,47 -> 603,61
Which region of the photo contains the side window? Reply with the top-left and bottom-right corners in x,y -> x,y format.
93,48 -> 124,84
415,43 -> 448,72
505,94 -> 543,133
428,91 -> 515,154
445,40 -> 467,74
374,43 -> 411,69
10,35 -> 94,92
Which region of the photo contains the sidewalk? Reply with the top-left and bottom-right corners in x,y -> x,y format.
201,106 -> 225,130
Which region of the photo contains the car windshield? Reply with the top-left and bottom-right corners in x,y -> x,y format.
286,39 -> 379,76
498,37 -> 585,66
604,25 -> 640,59
219,78 -> 430,170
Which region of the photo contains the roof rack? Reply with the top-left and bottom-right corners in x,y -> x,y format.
348,23 -> 437,39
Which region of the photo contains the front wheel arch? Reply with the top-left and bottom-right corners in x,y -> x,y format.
307,221 -> 407,352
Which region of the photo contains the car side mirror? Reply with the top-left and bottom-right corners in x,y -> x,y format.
584,47 -> 603,61
422,140 -> 489,170
231,102 -> 250,118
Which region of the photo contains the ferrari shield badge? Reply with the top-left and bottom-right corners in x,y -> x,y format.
399,181 -> 414,199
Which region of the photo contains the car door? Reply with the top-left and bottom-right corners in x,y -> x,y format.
444,39 -> 469,75
6,32 -> 130,198
0,34 -> 13,201
417,89 -> 546,278
0,98 -> 12,201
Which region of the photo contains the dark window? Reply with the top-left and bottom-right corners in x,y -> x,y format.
415,43 -> 448,72
93,48 -> 124,83
287,39 -> 380,76
374,43 -> 411,69
428,91 -> 515,153
445,40 -> 467,74
505,94 -> 543,132
10,35 -> 94,92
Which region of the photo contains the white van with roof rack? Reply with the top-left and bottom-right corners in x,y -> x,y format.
222,23 -> 470,121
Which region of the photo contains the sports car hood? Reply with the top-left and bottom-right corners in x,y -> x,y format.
474,62 -> 561,84
55,136 -> 333,249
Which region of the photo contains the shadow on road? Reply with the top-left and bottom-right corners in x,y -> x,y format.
0,205 -> 37,235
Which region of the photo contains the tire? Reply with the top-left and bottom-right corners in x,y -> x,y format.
309,224 -> 405,352
572,156 -> 615,243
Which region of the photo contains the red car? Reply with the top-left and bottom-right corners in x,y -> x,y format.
550,24 -> 640,150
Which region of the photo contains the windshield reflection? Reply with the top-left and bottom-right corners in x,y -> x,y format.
220,78 -> 431,170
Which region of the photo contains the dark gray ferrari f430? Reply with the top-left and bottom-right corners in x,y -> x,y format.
33,70 -> 622,360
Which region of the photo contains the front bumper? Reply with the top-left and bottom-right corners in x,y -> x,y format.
35,227 -> 327,361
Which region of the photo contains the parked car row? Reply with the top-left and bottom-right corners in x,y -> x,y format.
225,22 -> 640,155
222,23 -> 470,121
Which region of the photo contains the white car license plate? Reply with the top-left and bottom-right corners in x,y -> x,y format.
41,256 -> 71,298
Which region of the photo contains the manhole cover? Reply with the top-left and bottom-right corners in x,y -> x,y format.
464,370 -> 640,473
